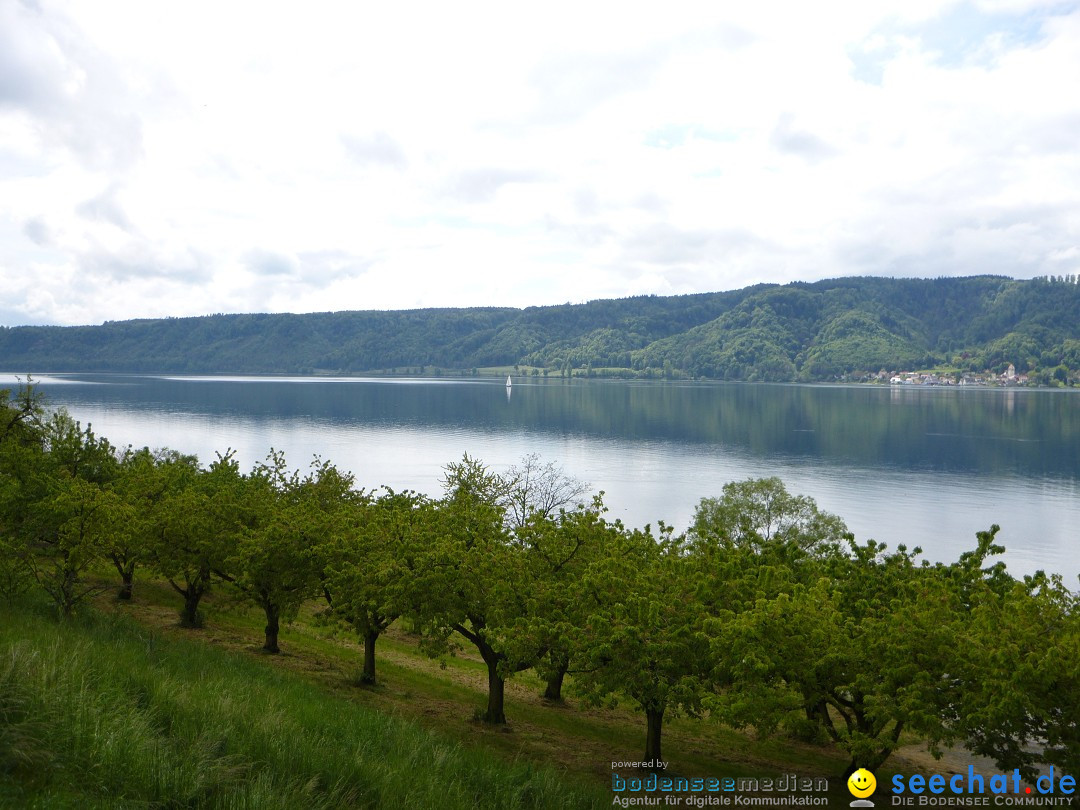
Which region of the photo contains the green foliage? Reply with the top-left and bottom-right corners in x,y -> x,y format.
9,411 -> 128,616
5,276 -> 1080,380
0,379 -> 46,448
975,331 -> 1043,373
950,569 -> 1080,779
802,310 -> 925,378
409,455 -> 548,724
0,381 -> 47,601
690,476 -> 848,555
146,451 -> 233,627
632,291 -> 812,380
223,451 -> 350,653
511,494 -> 611,701
573,523 -> 710,762
110,447 -> 200,601
0,537 -> 32,601
322,487 -> 435,683
713,529 -> 1012,774
29,476 -> 132,616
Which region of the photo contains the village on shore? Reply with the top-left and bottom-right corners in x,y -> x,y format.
843,363 -> 1074,387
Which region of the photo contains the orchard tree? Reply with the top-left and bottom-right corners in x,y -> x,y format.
222,451 -> 343,654
111,447 -> 199,600
0,381 -> 47,600
41,411 -> 120,485
28,475 -> 132,615
689,476 -> 849,738
573,523 -> 710,764
953,567 -> 1079,779
690,477 -> 848,556
149,451 -> 236,628
15,412 -> 129,616
323,488 -> 435,685
109,447 -> 151,599
411,455 -> 545,724
514,498 -> 612,702
0,379 -> 46,448
493,453 -> 592,701
501,453 -> 588,530
497,453 -> 593,701
714,531 -> 1006,775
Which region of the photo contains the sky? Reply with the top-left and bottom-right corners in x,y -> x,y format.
1,0 -> 1078,327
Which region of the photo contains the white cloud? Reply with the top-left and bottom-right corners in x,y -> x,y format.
0,0 -> 1078,325
75,183 -> 132,232
340,132 -> 408,170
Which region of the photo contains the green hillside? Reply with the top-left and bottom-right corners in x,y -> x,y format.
2,275 -> 1079,381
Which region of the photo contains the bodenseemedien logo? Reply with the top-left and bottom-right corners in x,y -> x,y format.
848,768 -> 877,807
610,770 -> 830,806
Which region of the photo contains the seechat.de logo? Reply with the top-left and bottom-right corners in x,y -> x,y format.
848,768 -> 877,807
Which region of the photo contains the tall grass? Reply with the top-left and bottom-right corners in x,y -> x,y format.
0,599 -> 606,808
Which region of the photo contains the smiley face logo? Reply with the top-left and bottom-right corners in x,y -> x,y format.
847,768 -> 877,799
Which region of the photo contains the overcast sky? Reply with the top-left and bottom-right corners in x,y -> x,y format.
1,0 -> 1078,326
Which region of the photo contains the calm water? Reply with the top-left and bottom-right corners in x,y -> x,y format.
10,373 -> 1080,578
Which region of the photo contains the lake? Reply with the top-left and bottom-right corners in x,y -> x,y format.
9,372 -> 1079,578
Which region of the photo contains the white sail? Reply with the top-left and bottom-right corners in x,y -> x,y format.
506,375 -> 512,387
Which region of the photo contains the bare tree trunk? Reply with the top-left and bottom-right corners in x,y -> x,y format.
178,586 -> 205,627
542,658 -> 568,702
483,657 -> 507,724
263,603 -> 280,653
172,569 -> 209,628
117,570 -> 134,600
361,628 -> 378,684
454,619 -> 534,726
644,705 -> 665,764
112,554 -> 135,600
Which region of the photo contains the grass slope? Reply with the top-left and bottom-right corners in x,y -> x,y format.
106,579 -> 851,782
10,570 -> 949,807
0,594 -> 609,809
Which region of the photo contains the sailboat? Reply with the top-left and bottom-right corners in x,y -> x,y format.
506,375 -> 512,388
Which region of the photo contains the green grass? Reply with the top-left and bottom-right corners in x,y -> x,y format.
157,581 -> 848,775
5,568 -> 903,807
0,595 -> 609,809
114,577 -> 857,790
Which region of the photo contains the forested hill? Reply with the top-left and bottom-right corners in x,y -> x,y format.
2,275 -> 1080,382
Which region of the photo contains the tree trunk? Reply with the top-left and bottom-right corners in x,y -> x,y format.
263,603 -> 281,653
179,587 -> 204,628
542,659 -> 568,702
118,570 -> 134,600
361,628 -> 379,684
57,570 -> 77,617
843,714 -> 902,776
483,658 -> 507,724
173,570 -> 208,628
453,619 -> 529,726
644,705 -> 665,764
112,556 -> 135,600
801,698 -> 837,743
